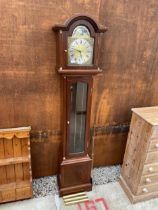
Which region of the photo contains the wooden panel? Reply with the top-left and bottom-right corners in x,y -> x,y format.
1,189 -> 15,203
0,0 -> 158,178
0,140 -> 7,184
60,159 -> 92,188
31,135 -> 61,177
0,1 -> 99,128
0,139 -> 5,159
97,0 -> 158,126
13,137 -> 21,157
23,163 -> 30,181
93,132 -> 127,166
92,0 -> 158,170
13,137 -> 23,182
4,139 -> 15,183
21,138 -> 28,156
16,187 -> 32,200
0,167 -> 7,185
4,139 -> 13,158
0,0 -> 101,178
21,138 -> 30,181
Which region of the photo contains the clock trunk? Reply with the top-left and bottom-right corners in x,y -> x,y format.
58,76 -> 93,196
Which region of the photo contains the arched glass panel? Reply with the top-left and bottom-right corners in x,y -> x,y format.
72,26 -> 90,37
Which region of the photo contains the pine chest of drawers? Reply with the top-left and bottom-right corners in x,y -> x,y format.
120,107 -> 158,203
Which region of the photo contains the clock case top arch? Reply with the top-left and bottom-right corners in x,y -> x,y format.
53,15 -> 107,75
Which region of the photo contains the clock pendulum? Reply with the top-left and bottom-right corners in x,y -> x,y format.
53,15 -> 107,196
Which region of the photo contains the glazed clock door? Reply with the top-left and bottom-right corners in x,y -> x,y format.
66,77 -> 92,157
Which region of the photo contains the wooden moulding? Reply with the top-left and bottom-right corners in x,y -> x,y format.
58,181 -> 92,197
0,126 -> 32,203
57,68 -> 103,75
53,14 -> 107,32
119,175 -> 158,203
0,126 -> 31,139
0,157 -> 29,166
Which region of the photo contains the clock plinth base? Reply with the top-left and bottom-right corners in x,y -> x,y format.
58,178 -> 92,197
58,156 -> 92,197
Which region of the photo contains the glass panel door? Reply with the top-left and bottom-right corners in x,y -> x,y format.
68,82 -> 88,154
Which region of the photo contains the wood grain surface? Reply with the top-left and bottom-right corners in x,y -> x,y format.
92,0 -> 158,167
0,127 -> 32,203
0,0 -> 158,177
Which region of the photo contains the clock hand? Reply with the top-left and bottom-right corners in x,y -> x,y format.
76,49 -> 81,53
75,49 -> 83,59
80,52 -> 82,59
74,48 -> 81,53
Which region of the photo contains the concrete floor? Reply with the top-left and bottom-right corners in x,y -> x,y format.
0,182 -> 158,210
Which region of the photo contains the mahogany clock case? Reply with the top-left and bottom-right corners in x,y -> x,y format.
53,15 -> 107,196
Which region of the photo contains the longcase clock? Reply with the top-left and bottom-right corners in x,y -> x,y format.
53,15 -> 107,196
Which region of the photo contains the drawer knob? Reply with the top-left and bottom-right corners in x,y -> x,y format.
148,167 -> 154,172
142,188 -> 148,193
145,178 -> 151,183
155,143 -> 158,148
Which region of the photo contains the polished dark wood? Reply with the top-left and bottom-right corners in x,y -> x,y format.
53,15 -> 106,196
53,15 -> 107,74
58,156 -> 92,196
53,15 -> 107,33
57,69 -> 102,75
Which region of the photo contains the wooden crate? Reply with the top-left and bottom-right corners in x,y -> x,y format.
0,127 -> 32,203
120,107 -> 158,203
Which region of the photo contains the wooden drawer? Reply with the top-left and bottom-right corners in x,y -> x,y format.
143,163 -> 158,175
145,151 -> 158,164
148,140 -> 158,152
151,127 -> 158,138
16,187 -> 32,200
140,173 -> 158,185
137,183 -> 158,195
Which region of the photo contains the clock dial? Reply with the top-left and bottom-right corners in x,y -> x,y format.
68,38 -> 93,65
67,25 -> 94,66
